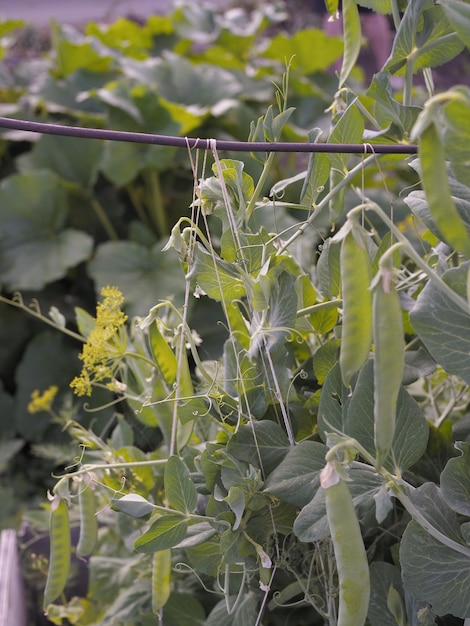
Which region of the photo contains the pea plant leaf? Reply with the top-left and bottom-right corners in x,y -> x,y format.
263,440 -> 327,508
293,466 -> 384,542
441,0 -> 470,49
226,420 -> 290,476
441,442 -> 470,516
367,562 -> 407,626
134,514 -> 189,553
346,360 -> 429,471
111,494 -> 155,519
384,0 -> 464,75
410,263 -> 470,384
164,455 -> 198,515
400,484 -> 470,619
0,171 -> 93,290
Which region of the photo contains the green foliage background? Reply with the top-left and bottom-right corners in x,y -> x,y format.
1,1 -> 470,625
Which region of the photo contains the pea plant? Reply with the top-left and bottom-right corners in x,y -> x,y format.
4,0 -> 470,625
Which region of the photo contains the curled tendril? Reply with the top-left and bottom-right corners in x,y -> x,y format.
174,562 -> 222,595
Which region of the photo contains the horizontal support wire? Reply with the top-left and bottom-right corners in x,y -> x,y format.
0,116 -> 418,154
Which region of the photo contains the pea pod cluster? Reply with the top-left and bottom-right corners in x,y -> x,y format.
373,261 -> 404,469
43,495 -> 71,610
339,216 -> 373,388
320,462 -> 370,626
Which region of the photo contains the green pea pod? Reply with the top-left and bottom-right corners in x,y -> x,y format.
152,548 -> 172,613
43,495 -> 71,610
339,220 -> 373,387
373,267 -> 404,469
76,478 -> 98,558
420,122 -> 470,258
321,462 -> 370,626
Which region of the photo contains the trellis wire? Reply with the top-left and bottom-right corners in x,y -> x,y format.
0,116 -> 418,154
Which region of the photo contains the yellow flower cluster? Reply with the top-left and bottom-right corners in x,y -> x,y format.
70,286 -> 128,397
28,385 -> 59,414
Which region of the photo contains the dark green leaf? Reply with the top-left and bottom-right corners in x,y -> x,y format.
347,360 -> 429,472
264,441 -> 327,507
368,562 -> 406,626
400,517 -> 470,618
226,421 -> 290,476
441,0 -> 470,49
88,240 -> 185,317
441,442 -> 470,516
18,134 -> 102,189
0,172 -> 93,290
186,244 -> 246,302
165,456 -> 198,514
163,593 -> 206,626
384,0 -> 463,75
410,263 -> 470,384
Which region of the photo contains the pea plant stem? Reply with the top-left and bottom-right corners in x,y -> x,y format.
365,200 -> 469,314
277,154 -> 378,254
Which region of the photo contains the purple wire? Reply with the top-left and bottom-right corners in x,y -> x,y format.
0,116 -> 418,154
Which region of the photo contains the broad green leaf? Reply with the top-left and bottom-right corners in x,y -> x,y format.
184,539 -> 222,578
51,21 -> 115,77
0,172 -> 93,290
18,134 -> 103,189
151,53 -> 244,112
366,72 -> 421,136
400,486 -> 470,618
111,494 -> 155,518
134,515 -> 188,552
441,0 -> 470,49
248,272 -> 297,357
163,593 -> 206,626
294,466 -> 384,542
226,421 -> 290,476
410,263 -> 470,384
262,28 -> 344,75
312,340 -> 341,384
384,0 -> 464,75
441,442 -> 470,516
86,18 -> 155,59
264,440 -> 327,507
367,562 -> 406,626
346,360 -> 429,472
339,0 -> 362,88
173,522 -> 217,549
186,244 -> 246,302
164,456 -> 197,515
88,240 -> 185,317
